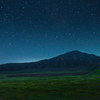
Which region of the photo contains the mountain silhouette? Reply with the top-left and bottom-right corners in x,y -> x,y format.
0,50 -> 100,71
86,63 -> 100,71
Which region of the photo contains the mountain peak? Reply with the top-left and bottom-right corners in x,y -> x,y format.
68,50 -> 82,53
65,50 -> 85,55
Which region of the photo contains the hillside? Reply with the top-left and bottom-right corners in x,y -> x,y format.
86,63 -> 100,75
0,50 -> 100,72
86,63 -> 100,71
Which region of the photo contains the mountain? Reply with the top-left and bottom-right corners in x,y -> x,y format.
86,63 -> 100,71
86,63 -> 100,75
0,50 -> 100,72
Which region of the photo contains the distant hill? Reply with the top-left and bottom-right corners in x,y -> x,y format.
0,50 -> 100,72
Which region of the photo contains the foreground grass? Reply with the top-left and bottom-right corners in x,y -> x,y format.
0,75 -> 100,100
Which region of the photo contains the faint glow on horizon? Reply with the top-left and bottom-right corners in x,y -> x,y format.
0,57 -> 43,65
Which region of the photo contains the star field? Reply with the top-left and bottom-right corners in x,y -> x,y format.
0,0 -> 100,64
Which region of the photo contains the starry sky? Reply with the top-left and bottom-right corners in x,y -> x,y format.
0,0 -> 100,64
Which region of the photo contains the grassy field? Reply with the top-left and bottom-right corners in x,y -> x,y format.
0,71 -> 100,100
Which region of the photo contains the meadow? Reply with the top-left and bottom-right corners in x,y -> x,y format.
0,71 -> 100,100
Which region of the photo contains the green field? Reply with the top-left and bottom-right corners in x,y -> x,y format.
0,71 -> 100,100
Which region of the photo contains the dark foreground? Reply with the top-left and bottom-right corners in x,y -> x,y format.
8,72 -> 90,77
0,74 -> 100,100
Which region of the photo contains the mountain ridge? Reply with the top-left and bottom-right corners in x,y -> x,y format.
0,50 -> 100,72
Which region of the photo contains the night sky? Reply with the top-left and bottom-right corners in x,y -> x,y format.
0,0 -> 100,64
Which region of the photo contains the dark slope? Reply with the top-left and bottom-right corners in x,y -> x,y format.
86,63 -> 100,75
86,63 -> 100,71
0,50 -> 100,71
